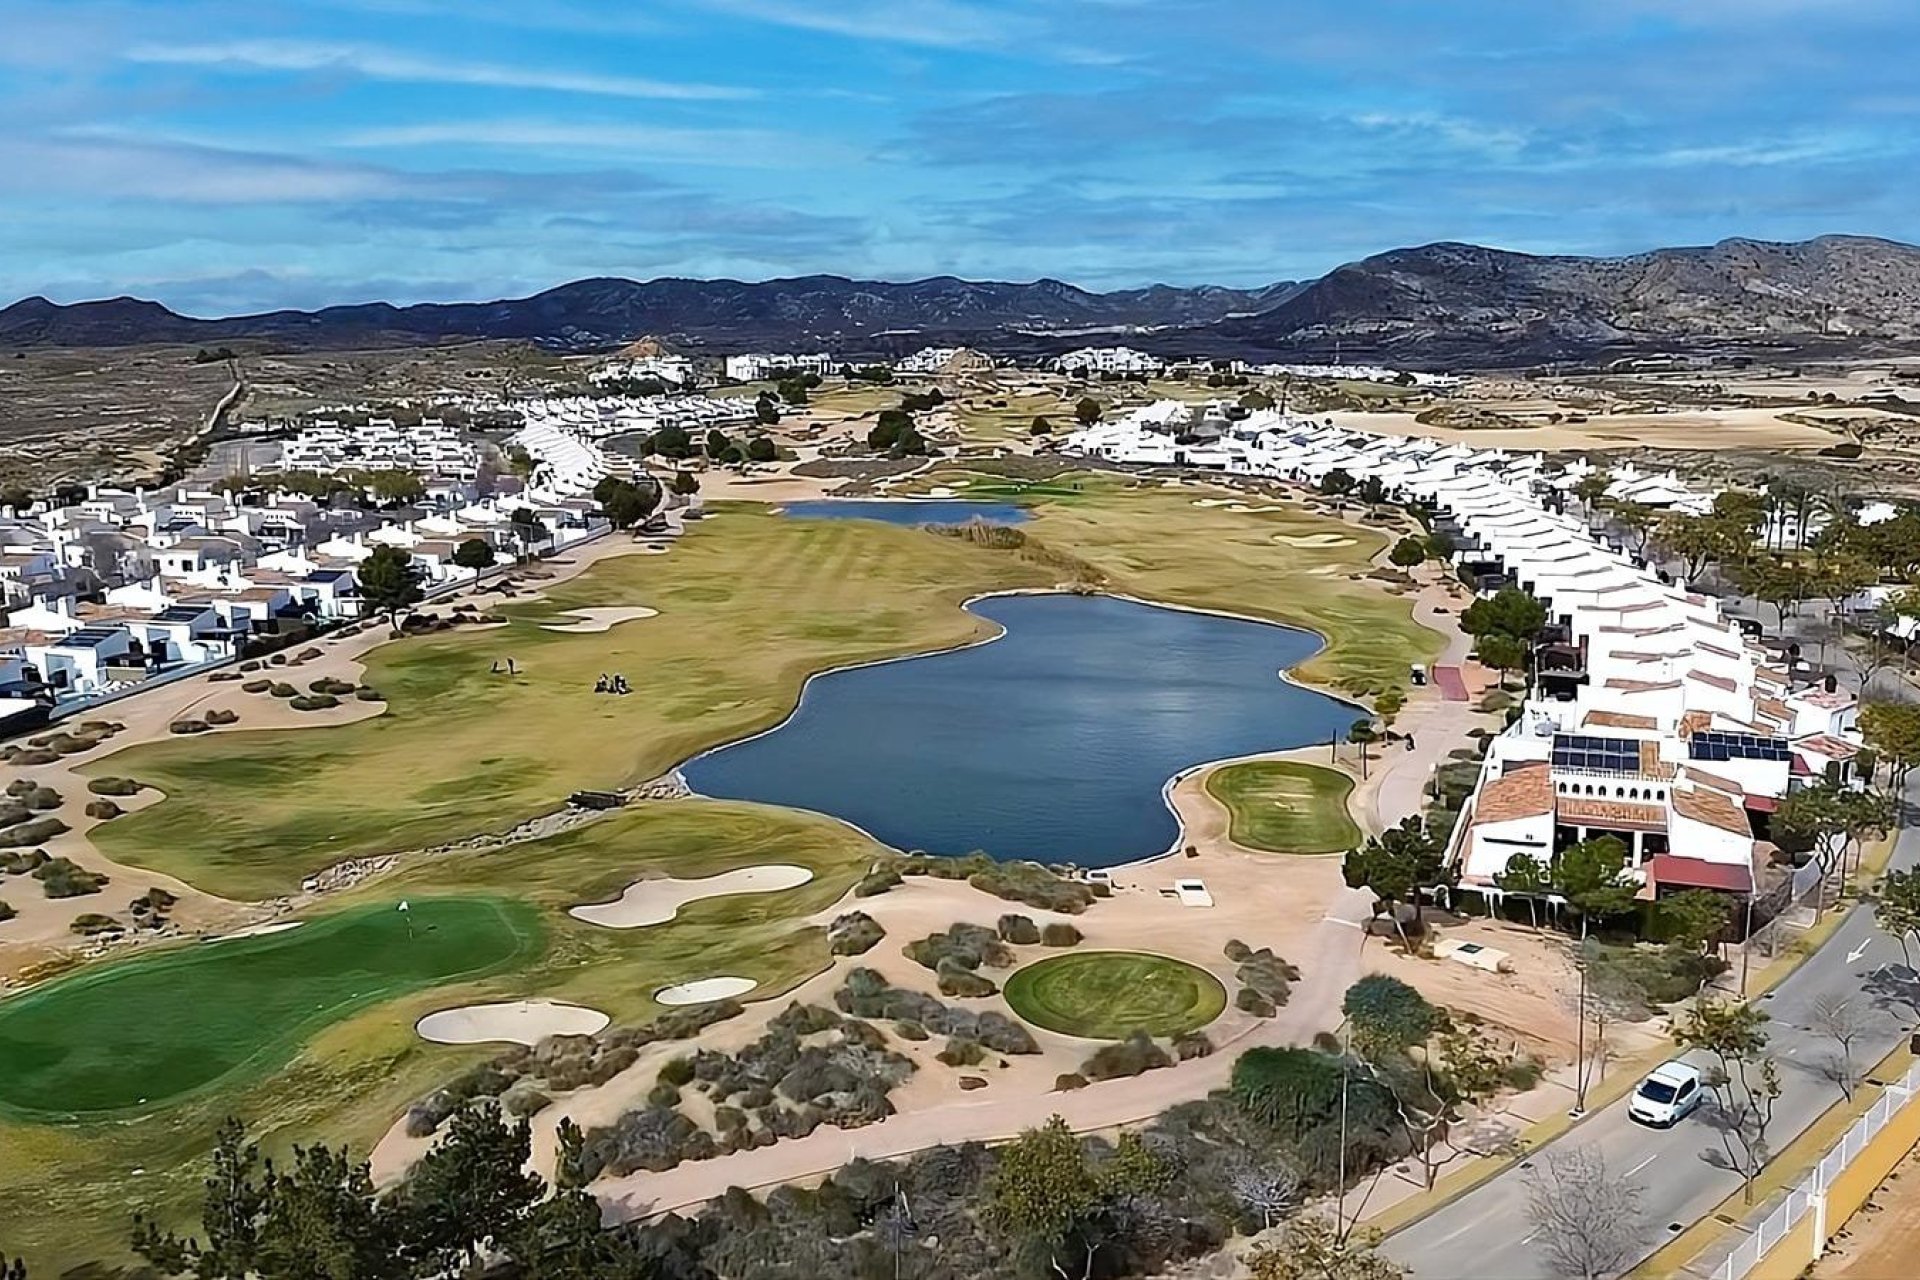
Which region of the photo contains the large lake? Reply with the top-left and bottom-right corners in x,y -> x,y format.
682,593 -> 1357,867
780,499 -> 1030,526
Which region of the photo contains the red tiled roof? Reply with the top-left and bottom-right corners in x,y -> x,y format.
1647,852 -> 1754,894
1672,786 -> 1753,836
1470,764 -> 1556,827
1606,678 -> 1682,693
1797,734 -> 1859,760
1584,710 -> 1658,731
1680,710 -> 1712,739
1688,669 -> 1738,693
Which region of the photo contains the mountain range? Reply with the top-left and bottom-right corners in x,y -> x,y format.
7,235 -> 1919,364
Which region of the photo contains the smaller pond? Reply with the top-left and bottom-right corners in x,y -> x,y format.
780,499 -> 1030,526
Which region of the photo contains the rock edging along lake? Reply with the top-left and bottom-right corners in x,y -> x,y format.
681,593 -> 1358,868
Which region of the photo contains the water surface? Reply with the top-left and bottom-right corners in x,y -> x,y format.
683,594 -> 1355,867
780,499 -> 1030,526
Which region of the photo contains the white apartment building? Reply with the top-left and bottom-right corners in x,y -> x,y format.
1051,346 -> 1163,376
591,355 -> 695,388
724,352 -> 834,382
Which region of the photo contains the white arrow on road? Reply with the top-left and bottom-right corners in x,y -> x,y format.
1848,939 -> 1872,964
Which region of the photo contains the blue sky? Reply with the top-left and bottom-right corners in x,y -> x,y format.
4,0 -> 1912,313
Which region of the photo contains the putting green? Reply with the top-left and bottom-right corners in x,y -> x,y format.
1204,760 -> 1361,854
0,897 -> 541,1119
1003,950 -> 1226,1040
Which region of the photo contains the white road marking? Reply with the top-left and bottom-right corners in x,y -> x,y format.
1848,940 -> 1872,963
1323,916 -> 1365,929
1625,1152 -> 1659,1178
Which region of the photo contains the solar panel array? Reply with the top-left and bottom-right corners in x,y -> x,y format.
1551,734 -> 1641,773
1689,731 -> 1792,763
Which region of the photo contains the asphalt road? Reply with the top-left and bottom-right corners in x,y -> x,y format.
1385,786 -> 1920,1280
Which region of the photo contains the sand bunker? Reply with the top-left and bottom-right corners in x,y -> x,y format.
1274,533 -> 1356,548
540,606 -> 659,633
1191,498 -> 1234,508
569,864 -> 815,929
416,999 -> 610,1046
655,977 -> 758,1006
205,921 -> 305,944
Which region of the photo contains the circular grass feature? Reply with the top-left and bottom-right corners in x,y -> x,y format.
1003,950 -> 1226,1040
0,896 -> 542,1120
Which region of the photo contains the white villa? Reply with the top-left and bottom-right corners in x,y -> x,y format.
1051,346 -> 1163,376
724,352 -> 834,382
1063,402 -> 1869,903
591,355 -> 696,388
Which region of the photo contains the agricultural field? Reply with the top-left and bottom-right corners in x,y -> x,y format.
1203,760 -> 1360,854
1002,950 -> 1226,1039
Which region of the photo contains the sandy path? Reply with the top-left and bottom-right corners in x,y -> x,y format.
1321,406 -> 1838,453
568,865 -> 816,929
416,999 -> 611,1046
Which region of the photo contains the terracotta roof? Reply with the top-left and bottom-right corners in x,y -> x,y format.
1688,669 -> 1738,693
1584,710 -> 1658,731
1558,798 -> 1669,832
1698,642 -> 1741,660
1605,678 -> 1682,693
1683,766 -> 1746,797
1679,710 -> 1712,739
1798,689 -> 1856,710
1797,734 -> 1860,760
1756,697 -> 1794,723
1672,786 -> 1753,837
1470,764 -> 1555,827
1756,666 -> 1789,685
1648,851 -> 1754,894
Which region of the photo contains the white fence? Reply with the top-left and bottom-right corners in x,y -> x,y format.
1713,1059 -> 1920,1280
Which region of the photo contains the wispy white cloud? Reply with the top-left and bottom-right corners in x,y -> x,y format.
691,0 -> 1030,50
125,39 -> 755,101
337,119 -> 835,168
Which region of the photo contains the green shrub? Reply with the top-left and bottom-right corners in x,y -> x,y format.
827,910 -> 885,956
33,855 -> 105,897
1054,1073 -> 1088,1092
893,1021 -> 929,1042
1342,975 -> 1442,1052
1235,949 -> 1300,1006
659,1056 -> 696,1087
269,682 -> 298,697
1040,922 -> 1082,947
0,848 -> 49,875
205,708 -> 239,725
0,817 -> 69,847
1231,1047 -> 1342,1135
69,912 -> 122,936
935,1038 -> 985,1068
241,679 -> 272,694
83,799 -> 122,821
4,779 -> 33,798
1224,939 -> 1252,963
1235,988 -> 1276,1017
890,853 -> 1097,913
646,1081 -> 680,1108
937,968 -> 997,999
854,867 -> 902,897
996,914 -> 1040,945
1081,1031 -> 1172,1081
355,686 -> 385,701
1173,1030 -> 1214,1061
905,923 -> 1011,973
23,786 -> 60,811
87,777 -> 143,797
168,719 -> 209,734
7,747 -> 57,765
289,694 -> 340,711
239,659 -> 261,672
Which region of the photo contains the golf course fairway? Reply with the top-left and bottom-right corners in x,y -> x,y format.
1003,950 -> 1226,1040
0,897 -> 542,1119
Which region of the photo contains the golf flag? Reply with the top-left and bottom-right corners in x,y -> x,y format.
398,900 -> 410,912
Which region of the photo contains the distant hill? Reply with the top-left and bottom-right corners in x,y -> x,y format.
7,236 -> 1920,363
0,275 -> 1301,354
1198,235 -> 1920,362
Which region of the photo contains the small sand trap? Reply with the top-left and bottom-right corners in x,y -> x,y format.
205,921 -> 304,944
1191,498 -> 1234,508
416,999 -> 610,1046
569,864 -> 816,929
927,486 -> 955,498
656,977 -> 758,1006
1275,533 -> 1356,548
540,606 -> 659,633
